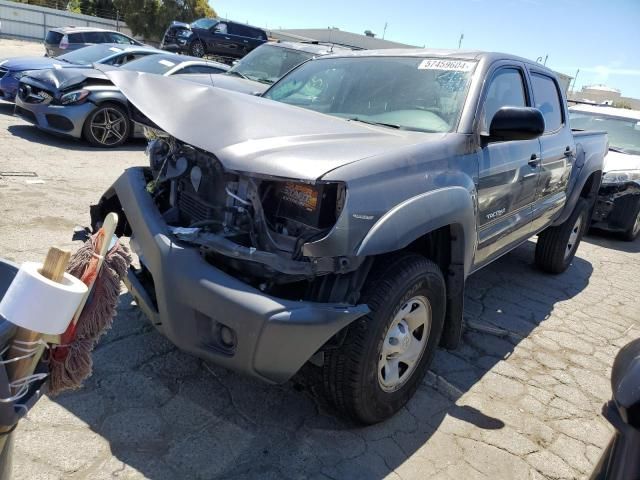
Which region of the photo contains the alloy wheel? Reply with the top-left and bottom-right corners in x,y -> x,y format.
90,107 -> 127,147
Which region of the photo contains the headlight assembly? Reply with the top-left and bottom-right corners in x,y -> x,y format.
59,89 -> 89,105
602,170 -> 640,184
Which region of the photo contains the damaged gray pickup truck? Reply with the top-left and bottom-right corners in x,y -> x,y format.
91,50 -> 607,424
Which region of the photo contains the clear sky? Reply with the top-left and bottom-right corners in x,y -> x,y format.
210,0 -> 640,98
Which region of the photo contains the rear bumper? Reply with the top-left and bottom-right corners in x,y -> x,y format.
96,168 -> 368,383
14,96 -> 92,139
591,182 -> 640,232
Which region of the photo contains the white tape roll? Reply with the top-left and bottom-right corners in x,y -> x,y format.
0,262 -> 88,335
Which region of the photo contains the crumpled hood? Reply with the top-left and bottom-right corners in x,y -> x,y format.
604,150 -> 640,173
105,69 -> 444,179
25,66 -> 109,92
182,73 -> 269,95
0,56 -> 65,72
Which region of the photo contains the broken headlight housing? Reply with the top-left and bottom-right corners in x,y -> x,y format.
602,170 -> 640,185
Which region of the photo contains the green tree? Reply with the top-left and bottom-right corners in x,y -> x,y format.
113,0 -> 215,41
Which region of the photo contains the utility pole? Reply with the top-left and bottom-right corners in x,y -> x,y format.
543,54 -> 548,66
571,69 -> 580,93
382,22 -> 388,39
458,33 -> 464,49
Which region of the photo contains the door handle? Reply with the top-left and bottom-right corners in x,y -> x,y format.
224,36 -> 230,40
528,153 -> 540,167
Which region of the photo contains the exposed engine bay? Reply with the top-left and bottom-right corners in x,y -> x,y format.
144,133 -> 366,299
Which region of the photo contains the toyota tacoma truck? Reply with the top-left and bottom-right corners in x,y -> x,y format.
91,50 -> 607,424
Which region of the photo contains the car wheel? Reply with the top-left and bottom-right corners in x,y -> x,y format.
189,40 -> 205,58
82,103 -> 130,148
535,198 -> 589,273
322,253 -> 446,424
622,204 -> 640,241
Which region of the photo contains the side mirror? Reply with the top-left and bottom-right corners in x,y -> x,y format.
611,338 -> 640,428
488,106 -> 545,142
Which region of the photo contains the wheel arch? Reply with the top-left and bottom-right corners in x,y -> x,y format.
356,186 -> 477,349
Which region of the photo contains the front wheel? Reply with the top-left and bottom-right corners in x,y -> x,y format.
535,198 -> 589,273
82,103 -> 130,148
322,253 -> 446,424
189,40 -> 205,57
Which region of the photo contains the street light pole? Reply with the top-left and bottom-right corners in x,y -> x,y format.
458,33 -> 464,49
383,22 -> 388,39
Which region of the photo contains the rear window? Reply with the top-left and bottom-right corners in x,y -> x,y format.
56,43 -> 122,64
120,54 -> 182,75
45,31 -> 63,45
531,72 -> 563,132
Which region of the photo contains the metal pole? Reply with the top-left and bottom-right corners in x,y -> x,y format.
571,69 -> 580,93
458,34 -> 464,49
543,54 -> 548,66
382,22 -> 388,40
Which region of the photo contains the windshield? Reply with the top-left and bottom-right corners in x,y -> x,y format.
264,56 -> 476,133
120,54 -> 181,75
570,111 -> 640,155
57,44 -> 122,65
228,45 -> 313,84
191,18 -> 217,29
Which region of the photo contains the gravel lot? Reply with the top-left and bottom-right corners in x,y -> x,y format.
1,38 -> 639,480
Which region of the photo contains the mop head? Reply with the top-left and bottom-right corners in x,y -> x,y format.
48,232 -> 132,396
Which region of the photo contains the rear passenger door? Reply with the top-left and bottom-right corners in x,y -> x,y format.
528,69 -> 575,233
227,23 -> 251,56
66,32 -> 86,51
82,31 -> 107,46
474,63 -> 541,266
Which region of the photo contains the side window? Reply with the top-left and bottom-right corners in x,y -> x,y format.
481,68 -> 527,133
106,32 -> 132,44
83,31 -> 108,44
214,22 -> 227,34
68,32 -> 85,43
531,73 -> 563,132
228,24 -> 247,37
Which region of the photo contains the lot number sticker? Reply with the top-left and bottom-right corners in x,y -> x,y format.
418,59 -> 474,71
158,59 -> 176,67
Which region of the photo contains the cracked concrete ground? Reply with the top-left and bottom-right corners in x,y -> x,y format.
1,37 -> 639,480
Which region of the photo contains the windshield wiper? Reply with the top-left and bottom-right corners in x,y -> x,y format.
348,117 -> 401,129
609,146 -> 628,154
254,77 -> 274,85
226,70 -> 250,80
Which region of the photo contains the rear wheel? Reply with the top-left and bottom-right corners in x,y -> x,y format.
535,198 -> 589,273
322,253 -> 446,424
189,40 -> 205,57
622,204 -> 640,241
82,103 -> 130,148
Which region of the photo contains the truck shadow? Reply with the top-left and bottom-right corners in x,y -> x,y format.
48,240 -> 593,479
584,229 -> 640,254
6,124 -> 147,152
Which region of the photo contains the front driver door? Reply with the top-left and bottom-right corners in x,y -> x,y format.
474,64 -> 541,267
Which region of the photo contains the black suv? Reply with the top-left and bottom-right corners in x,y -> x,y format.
160,18 -> 267,60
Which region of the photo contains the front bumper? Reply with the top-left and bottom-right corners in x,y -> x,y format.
159,40 -> 187,53
94,168 -> 368,384
591,182 -> 640,232
14,96 -> 94,139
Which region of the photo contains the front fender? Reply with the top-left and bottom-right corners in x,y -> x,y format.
356,186 -> 477,277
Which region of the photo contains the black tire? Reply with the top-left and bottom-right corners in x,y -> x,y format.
189,40 -> 205,57
322,252 -> 446,424
82,103 -> 130,148
622,203 -> 640,241
535,198 -> 589,273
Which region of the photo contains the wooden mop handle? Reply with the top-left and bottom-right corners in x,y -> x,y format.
5,247 -> 70,383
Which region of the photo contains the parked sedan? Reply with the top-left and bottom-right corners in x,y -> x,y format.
570,105 -> 640,240
14,54 -> 229,148
0,43 -> 160,102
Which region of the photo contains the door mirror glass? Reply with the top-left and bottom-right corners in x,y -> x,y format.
488,106 -> 545,142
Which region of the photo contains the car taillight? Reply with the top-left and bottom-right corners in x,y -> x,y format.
59,35 -> 69,49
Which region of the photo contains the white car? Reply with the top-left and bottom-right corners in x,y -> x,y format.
570,104 -> 640,240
